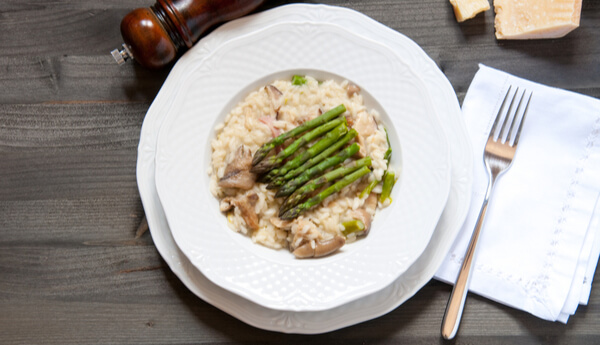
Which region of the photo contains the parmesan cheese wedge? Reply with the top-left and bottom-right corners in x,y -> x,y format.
494,0 -> 582,39
449,0 -> 491,22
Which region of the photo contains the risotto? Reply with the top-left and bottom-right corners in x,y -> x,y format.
209,75 -> 394,258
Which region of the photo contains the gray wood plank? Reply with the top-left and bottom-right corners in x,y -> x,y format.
0,150 -> 139,201
0,103 -> 147,150
0,56 -> 168,103
0,197 -> 144,241
0,278 -> 598,344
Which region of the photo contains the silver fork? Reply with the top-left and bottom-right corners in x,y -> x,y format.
441,86 -> 533,340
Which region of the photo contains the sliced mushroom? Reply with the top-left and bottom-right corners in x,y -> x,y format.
239,193 -> 259,231
347,192 -> 378,236
220,198 -> 234,212
246,192 -> 259,205
293,236 -> 346,259
270,217 -> 292,229
218,145 -> 256,190
221,192 -> 260,231
353,112 -> 378,158
265,85 -> 283,113
353,112 -> 378,137
356,134 -> 367,158
347,83 -> 361,97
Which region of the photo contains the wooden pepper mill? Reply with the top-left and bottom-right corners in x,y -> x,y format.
111,0 -> 266,69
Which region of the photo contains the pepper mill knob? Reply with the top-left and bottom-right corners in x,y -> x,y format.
112,0 -> 265,69
111,44 -> 134,65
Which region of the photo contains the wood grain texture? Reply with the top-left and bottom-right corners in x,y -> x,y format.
1,0 -> 599,343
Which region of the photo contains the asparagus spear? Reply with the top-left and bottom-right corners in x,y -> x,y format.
276,142 -> 360,198
251,116 -> 346,174
252,104 -> 346,166
270,129 -> 358,188
379,170 -> 396,204
264,122 -> 348,185
379,130 -> 395,202
384,128 -> 392,162
280,166 -> 371,220
359,179 -> 379,199
359,127 -> 392,198
280,157 -> 372,214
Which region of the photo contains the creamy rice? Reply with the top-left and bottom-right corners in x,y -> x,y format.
209,76 -> 389,253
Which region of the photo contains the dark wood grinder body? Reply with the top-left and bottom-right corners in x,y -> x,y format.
112,0 -> 265,69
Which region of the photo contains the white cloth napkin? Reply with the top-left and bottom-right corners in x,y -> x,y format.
435,64 -> 600,323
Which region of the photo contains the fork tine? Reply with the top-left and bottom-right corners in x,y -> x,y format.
490,86 -> 513,140
506,89 -> 526,145
512,91 -> 533,146
499,87 -> 519,143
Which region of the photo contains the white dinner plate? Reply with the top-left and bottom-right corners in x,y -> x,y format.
137,4 -> 472,332
153,18 -> 452,311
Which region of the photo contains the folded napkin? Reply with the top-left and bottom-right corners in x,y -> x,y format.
435,64 -> 600,323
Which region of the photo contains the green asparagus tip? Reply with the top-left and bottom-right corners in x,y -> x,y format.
379,170 -> 396,204
342,220 -> 365,236
384,128 -> 392,163
292,75 -> 307,86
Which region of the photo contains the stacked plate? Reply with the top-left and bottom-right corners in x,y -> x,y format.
137,4 -> 473,333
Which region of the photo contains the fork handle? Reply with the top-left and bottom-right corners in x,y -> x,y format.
441,193 -> 491,339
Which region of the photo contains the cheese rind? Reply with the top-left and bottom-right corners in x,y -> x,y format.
494,0 -> 582,39
450,0 -> 491,22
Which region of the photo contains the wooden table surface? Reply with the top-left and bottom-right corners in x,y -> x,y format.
1,0 -> 599,343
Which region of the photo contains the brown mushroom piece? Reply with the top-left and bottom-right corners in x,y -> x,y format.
218,145 -> 256,190
355,135 -> 367,158
220,192 -> 260,231
346,83 -> 361,98
269,217 -> 292,229
347,192 -> 378,236
293,235 -> 346,259
220,198 -> 234,212
265,85 -> 283,114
